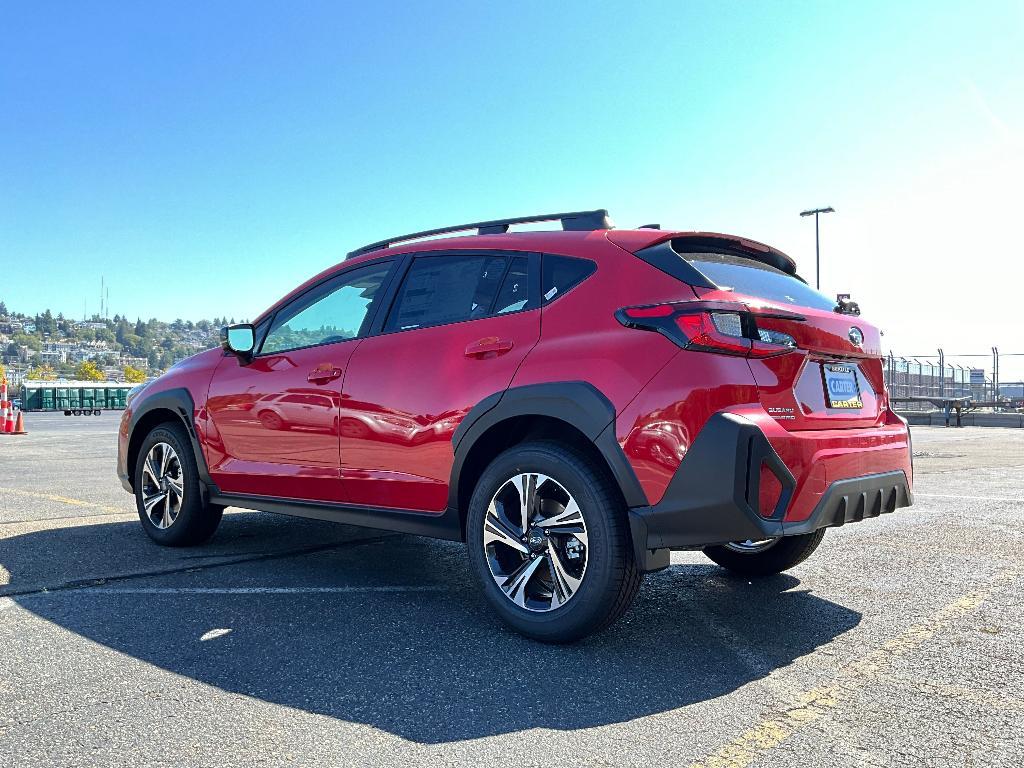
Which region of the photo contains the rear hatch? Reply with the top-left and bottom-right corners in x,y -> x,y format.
633,234 -> 886,431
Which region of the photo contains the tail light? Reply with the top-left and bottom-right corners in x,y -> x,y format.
616,301 -> 800,358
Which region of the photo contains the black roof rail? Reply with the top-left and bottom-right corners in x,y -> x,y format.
346,209 -> 614,258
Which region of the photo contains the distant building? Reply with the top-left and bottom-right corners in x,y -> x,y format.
120,356 -> 149,371
1000,383 -> 1024,398
41,342 -> 73,364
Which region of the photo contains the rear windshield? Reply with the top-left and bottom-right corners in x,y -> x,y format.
685,252 -> 836,311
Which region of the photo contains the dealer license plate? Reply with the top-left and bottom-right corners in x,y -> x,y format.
822,363 -> 863,409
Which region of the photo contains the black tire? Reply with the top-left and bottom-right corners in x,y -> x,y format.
72,410 -> 81,416
703,529 -> 826,577
466,441 -> 642,643
134,421 -> 224,547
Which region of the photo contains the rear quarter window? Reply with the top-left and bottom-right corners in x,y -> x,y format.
542,255 -> 595,303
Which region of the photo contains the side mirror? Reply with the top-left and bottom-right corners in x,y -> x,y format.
221,324 -> 256,361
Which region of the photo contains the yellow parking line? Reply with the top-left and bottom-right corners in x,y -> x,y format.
690,567 -> 1019,768
0,488 -> 125,515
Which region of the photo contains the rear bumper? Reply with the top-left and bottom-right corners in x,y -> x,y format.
627,411 -> 913,571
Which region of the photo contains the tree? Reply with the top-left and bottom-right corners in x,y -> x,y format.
36,309 -> 55,335
75,360 -> 105,381
13,333 -> 40,351
0,300 -> 8,316
135,318 -> 147,336
123,365 -> 146,383
0,361 -> 5,380
120,333 -> 143,356
27,364 -> 57,380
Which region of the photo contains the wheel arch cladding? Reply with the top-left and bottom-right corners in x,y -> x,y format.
449,382 -> 649,536
127,388 -> 213,492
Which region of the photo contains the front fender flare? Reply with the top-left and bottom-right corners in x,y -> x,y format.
127,387 -> 216,491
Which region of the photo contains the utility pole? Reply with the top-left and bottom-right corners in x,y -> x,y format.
992,346 -> 1000,410
800,206 -> 835,289
938,348 -> 945,398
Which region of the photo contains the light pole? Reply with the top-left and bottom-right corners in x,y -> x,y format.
799,206 -> 835,289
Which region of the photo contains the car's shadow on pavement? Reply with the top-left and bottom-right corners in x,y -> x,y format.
3,514 -> 861,743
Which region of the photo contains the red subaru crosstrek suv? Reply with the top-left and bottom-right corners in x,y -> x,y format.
118,210 -> 913,642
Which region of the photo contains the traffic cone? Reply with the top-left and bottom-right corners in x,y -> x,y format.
11,410 -> 27,435
1,405 -> 11,434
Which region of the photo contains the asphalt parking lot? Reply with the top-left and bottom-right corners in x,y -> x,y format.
1,412 -> 1022,767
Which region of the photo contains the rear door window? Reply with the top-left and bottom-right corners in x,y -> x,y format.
493,256 -> 530,314
686,252 -> 835,311
385,254 -> 509,332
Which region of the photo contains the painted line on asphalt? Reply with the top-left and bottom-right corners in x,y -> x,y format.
915,492 -> 1021,502
0,487 -> 125,515
63,586 -> 446,595
688,567 -> 1019,768
0,511 -> 131,527
0,534 -> 398,599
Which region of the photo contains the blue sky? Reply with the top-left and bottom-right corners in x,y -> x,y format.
2,2 -> 1022,372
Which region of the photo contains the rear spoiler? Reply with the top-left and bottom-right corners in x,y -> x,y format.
608,230 -> 798,276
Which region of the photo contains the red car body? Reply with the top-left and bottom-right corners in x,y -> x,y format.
119,215 -> 912,570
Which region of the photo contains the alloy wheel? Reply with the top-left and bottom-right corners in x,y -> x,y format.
140,442 -> 184,529
483,472 -> 589,612
723,538 -> 779,554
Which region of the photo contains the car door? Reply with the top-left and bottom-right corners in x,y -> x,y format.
205,259 -> 395,502
340,250 -> 540,512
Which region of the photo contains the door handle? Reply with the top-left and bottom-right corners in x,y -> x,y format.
464,337 -> 514,359
307,367 -> 343,383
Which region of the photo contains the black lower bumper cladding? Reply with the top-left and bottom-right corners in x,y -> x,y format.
628,412 -> 913,571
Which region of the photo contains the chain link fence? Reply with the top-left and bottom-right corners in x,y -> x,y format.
884,351 -> 1024,411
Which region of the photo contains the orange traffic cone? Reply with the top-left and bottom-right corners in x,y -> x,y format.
11,410 -> 27,435
1,405 -> 11,434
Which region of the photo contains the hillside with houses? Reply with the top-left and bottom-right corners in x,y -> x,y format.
0,301 -> 241,384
